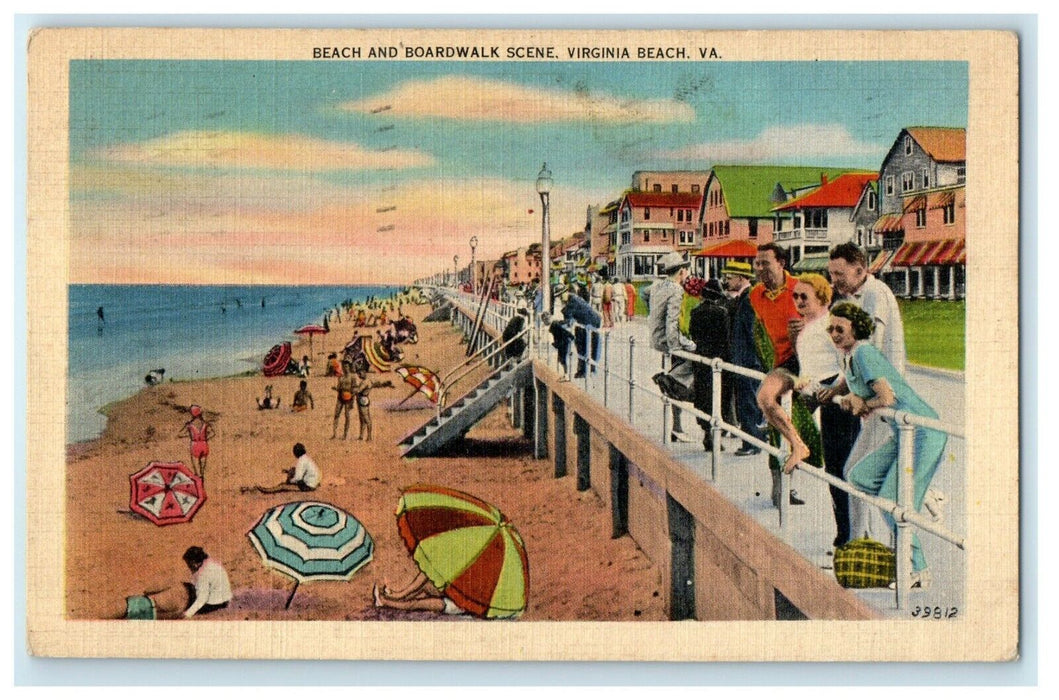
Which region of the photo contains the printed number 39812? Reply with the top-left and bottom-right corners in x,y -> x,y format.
910,606 -> 958,619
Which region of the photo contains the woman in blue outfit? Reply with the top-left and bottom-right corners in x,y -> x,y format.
828,303 -> 947,587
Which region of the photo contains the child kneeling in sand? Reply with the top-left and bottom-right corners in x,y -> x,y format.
242,443 -> 320,494
291,380 -> 314,412
116,546 -> 232,620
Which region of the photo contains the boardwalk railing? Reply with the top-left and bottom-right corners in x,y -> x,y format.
542,312 -> 965,611
429,284 -> 962,613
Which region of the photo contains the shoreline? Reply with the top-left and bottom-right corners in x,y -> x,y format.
64,299 -> 666,622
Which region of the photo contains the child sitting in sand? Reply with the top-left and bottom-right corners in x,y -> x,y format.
114,546 -> 231,620
325,352 -> 343,377
256,385 -> 281,410
291,380 -> 314,412
297,355 -> 312,378
242,442 -> 320,494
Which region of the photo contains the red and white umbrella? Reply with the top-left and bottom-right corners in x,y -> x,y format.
294,324 -> 329,355
129,461 -> 206,526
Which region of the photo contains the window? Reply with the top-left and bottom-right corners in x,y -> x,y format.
652,184 -> 662,192
905,135 -> 913,155
956,166 -> 966,183
621,231 -> 630,245
661,231 -> 668,241
807,210 -> 828,228
886,175 -> 895,196
915,206 -> 927,228
686,209 -> 694,222
677,209 -> 684,222
857,228 -> 864,246
644,208 -> 650,220
868,191 -> 877,210
902,172 -> 914,192
943,202 -> 956,225
748,219 -> 758,238
672,184 -> 679,193
691,184 -> 700,193
644,231 -> 650,243
922,168 -> 931,189
724,220 -> 730,236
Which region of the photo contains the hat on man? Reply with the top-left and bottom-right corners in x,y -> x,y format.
721,261 -> 753,278
658,251 -> 691,275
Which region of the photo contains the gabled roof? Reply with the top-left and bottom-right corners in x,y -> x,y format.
622,191 -> 702,209
905,127 -> 966,163
708,165 -> 869,218
773,173 -> 879,211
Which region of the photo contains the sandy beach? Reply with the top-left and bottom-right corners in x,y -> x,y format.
65,301 -> 666,622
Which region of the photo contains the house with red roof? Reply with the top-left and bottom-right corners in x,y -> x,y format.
696,165 -> 867,278
615,190 -> 702,280
875,127 -> 966,299
771,172 -> 879,272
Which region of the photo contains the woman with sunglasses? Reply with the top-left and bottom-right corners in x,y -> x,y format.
756,273 -> 837,504
827,302 -> 947,587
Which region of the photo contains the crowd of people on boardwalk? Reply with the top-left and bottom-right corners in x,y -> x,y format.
533,243 -> 948,589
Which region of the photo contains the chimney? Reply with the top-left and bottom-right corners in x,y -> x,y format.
821,173 -> 829,186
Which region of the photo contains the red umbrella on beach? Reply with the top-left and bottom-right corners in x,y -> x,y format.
294,324 -> 329,355
262,342 -> 292,377
129,461 -> 206,526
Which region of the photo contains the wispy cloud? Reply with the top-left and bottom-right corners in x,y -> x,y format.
654,124 -> 885,164
87,131 -> 433,172
69,169 -> 608,284
339,76 -> 695,125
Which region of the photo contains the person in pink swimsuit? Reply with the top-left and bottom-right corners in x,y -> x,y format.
178,405 -> 213,479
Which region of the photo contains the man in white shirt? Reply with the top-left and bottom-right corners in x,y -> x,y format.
244,442 -> 321,494
182,546 -> 232,618
826,243 -> 908,545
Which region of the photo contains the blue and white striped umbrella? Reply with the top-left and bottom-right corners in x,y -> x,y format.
248,501 -> 374,608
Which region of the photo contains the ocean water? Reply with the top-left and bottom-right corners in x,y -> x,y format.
67,284 -> 398,444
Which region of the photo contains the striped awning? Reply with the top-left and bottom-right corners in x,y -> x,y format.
939,239 -> 966,265
903,195 -> 927,213
791,253 -> 830,273
692,239 -> 758,258
912,240 -> 946,266
892,241 -> 924,267
929,190 -> 956,209
873,214 -> 904,233
868,249 -> 895,274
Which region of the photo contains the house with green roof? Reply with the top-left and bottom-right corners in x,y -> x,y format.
698,165 -> 870,259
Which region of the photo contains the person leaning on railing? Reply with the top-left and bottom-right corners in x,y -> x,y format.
823,302 -> 947,589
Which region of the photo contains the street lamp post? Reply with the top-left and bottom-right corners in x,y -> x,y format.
536,162 -> 553,315
469,236 -> 478,293
453,255 -> 459,288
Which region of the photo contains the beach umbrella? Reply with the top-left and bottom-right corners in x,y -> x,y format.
262,341 -> 292,377
395,484 -> 529,619
129,461 -> 206,526
394,365 -> 442,406
294,324 -> 329,355
247,500 -> 374,609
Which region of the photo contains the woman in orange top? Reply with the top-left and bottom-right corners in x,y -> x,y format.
178,405 -> 213,479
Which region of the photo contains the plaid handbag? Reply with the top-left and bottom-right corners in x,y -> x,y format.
833,538 -> 896,588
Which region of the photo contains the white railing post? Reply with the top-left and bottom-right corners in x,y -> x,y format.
603,330 -> 610,408
778,393 -> 792,531
710,358 -> 723,482
895,421 -> 917,610
627,336 -> 636,424
661,394 -> 671,443
583,326 -> 591,391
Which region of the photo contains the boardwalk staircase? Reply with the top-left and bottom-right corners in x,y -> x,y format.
399,358 -> 533,458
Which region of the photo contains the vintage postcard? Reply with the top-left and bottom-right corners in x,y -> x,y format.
25,27 -> 1019,662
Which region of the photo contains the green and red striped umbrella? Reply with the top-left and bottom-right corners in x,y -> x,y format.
395,484 -> 528,619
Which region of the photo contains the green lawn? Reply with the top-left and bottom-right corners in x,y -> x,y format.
898,299 -> 965,371
628,285 -> 965,371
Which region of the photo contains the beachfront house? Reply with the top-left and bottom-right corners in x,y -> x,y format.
697,165 -> 866,278
771,172 -> 879,273
874,126 -> 967,300
615,190 -> 702,280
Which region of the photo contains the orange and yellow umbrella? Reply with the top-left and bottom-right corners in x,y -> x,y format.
395,484 -> 528,619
